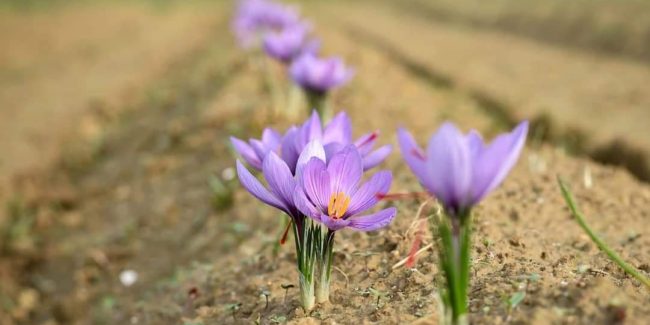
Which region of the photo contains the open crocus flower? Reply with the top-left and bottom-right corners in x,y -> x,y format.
232,0 -> 300,49
398,121 -> 528,324
289,53 -> 354,96
263,22 -> 317,63
230,128 -> 282,170
294,145 -> 397,231
398,121 -> 528,215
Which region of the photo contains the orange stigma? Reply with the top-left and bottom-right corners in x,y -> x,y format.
327,192 -> 351,219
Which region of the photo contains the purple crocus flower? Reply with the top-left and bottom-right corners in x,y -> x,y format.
397,121 -> 529,215
236,140 -> 326,222
231,111 -> 392,173
289,54 -> 354,95
263,22 -> 317,63
232,0 -> 300,49
294,145 -> 397,231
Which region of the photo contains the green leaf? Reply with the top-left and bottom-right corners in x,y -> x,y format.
508,291 -> 526,309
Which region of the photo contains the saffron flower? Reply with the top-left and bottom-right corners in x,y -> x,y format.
294,145 -> 397,303
397,121 -> 528,325
236,140 -> 326,310
231,111 -> 391,173
232,0 -> 300,49
289,54 -> 354,95
289,54 -> 354,119
263,22 -> 318,64
398,121 -> 529,216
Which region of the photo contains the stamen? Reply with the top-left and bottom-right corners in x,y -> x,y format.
328,192 -> 351,219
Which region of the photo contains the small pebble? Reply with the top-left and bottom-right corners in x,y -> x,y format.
120,270 -> 138,287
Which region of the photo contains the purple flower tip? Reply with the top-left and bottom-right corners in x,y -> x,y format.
263,21 -> 315,63
289,53 -> 354,95
398,121 -> 529,215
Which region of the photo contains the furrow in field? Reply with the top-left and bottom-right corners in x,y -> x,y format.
312,2 -> 650,182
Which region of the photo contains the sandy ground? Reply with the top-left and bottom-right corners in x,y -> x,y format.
0,3 -> 222,186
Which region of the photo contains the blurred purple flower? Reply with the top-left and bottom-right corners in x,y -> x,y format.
289,54 -> 354,95
231,111 -> 391,173
236,140 -> 326,221
232,0 -> 300,49
294,145 -> 396,231
398,121 -> 529,215
263,22 -> 319,63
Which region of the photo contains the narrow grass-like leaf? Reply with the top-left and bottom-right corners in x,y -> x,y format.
558,177 -> 650,289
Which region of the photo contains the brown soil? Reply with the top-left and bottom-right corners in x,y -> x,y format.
0,2 -> 221,186
0,1 -> 648,325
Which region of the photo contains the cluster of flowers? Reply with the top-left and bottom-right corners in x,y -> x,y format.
232,0 -> 354,119
233,111 -> 528,318
231,0 -> 530,323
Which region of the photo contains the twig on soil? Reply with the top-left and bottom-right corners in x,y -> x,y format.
333,266 -> 350,288
392,243 -> 434,270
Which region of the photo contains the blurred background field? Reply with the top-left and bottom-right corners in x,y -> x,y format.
0,0 -> 649,324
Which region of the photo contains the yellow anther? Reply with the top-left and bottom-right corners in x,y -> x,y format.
327,192 -> 351,219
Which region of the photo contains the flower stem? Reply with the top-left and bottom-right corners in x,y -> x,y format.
262,57 -> 285,118
315,229 -> 335,303
434,210 -> 471,325
292,217 -> 317,311
305,91 -> 330,122
286,83 -> 303,120
557,177 -> 650,289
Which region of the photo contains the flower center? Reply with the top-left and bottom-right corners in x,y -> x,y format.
327,192 -> 351,219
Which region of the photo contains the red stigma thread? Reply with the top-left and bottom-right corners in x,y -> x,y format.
411,148 -> 426,161
406,221 -> 426,268
358,131 -> 379,147
280,221 -> 292,245
376,192 -> 430,201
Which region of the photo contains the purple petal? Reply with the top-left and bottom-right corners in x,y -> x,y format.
354,131 -> 378,156
425,122 -> 472,210
294,189 -> 321,220
281,126 -> 299,173
320,214 -> 351,231
236,160 -> 286,211
295,140 -> 326,179
323,111 -> 352,144
231,137 -> 262,170
262,152 -> 296,208
363,144 -> 392,170
346,170 -> 392,216
296,111 -> 323,149
250,139 -> 269,161
262,128 -> 282,148
301,157 -> 331,213
347,207 -> 397,232
471,121 -> 528,203
327,145 -> 363,195
397,128 -> 428,187
324,142 -> 345,160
